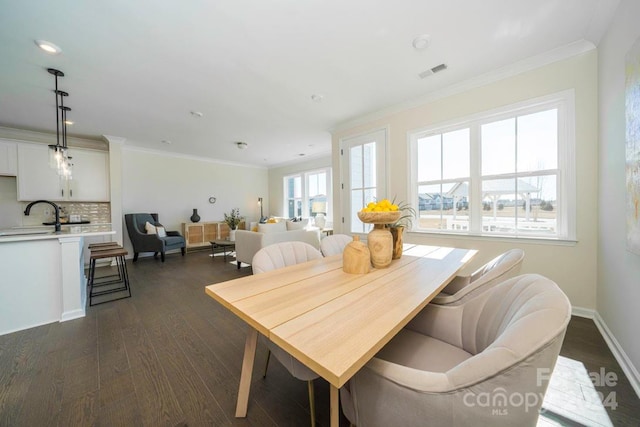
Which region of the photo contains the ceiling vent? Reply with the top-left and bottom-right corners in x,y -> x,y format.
419,63 -> 448,79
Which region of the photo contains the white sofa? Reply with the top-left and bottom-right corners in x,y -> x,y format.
234,221 -> 321,268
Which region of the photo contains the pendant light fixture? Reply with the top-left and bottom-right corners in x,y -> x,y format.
47,68 -> 66,170
59,103 -> 73,179
46,67 -> 74,178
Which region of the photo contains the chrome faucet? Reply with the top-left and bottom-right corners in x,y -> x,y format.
24,200 -> 61,232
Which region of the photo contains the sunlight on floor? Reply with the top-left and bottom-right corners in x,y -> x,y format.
538,356 -> 614,426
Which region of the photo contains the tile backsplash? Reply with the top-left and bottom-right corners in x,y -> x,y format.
21,202 -> 111,226
0,176 -> 111,228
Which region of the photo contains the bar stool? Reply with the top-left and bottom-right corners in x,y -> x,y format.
88,242 -> 120,250
88,242 -> 124,282
88,245 -> 132,306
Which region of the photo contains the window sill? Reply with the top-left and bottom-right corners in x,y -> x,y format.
408,229 -> 577,246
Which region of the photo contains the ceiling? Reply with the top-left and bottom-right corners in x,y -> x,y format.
0,0 -> 618,167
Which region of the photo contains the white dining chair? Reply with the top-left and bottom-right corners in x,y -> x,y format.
432,248 -> 525,305
320,233 -> 353,256
340,273 -> 571,427
251,241 -> 324,427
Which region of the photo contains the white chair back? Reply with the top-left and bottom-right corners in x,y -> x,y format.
433,248 -> 525,305
252,241 -> 323,274
320,234 -> 353,256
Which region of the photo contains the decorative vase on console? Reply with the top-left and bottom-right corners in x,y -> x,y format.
190,208 -> 201,223
229,227 -> 236,241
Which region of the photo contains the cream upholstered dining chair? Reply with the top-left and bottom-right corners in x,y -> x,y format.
251,241 -> 324,427
432,248 -> 524,305
340,274 -> 571,427
320,233 -> 353,256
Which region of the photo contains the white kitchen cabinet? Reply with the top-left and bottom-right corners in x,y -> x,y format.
17,143 -> 62,200
17,143 -> 110,202
69,148 -> 110,201
0,140 -> 17,176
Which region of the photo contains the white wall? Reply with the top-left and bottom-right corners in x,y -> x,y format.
597,0 -> 640,379
268,155 -> 332,218
332,51 -> 599,310
121,147 -> 268,256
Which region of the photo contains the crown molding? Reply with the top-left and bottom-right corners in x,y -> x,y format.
0,126 -> 107,151
267,151 -> 332,169
332,39 -> 596,133
122,144 -> 268,170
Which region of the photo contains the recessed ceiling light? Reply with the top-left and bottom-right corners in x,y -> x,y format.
412,34 -> 431,50
236,141 -> 248,150
64,120 -> 74,125
190,111 -> 203,118
298,153 -> 305,157
35,40 -> 62,55
311,94 -> 324,103
161,139 -> 172,144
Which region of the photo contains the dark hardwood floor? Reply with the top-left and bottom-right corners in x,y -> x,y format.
0,250 -> 638,426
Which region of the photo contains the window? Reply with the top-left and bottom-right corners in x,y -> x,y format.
284,168 -> 332,221
410,91 -> 575,240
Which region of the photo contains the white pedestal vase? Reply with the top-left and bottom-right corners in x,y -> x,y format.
315,213 -> 326,229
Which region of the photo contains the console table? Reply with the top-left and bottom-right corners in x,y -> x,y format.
183,221 -> 246,252
182,221 -> 229,252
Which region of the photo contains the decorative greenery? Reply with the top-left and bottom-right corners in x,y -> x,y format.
224,208 -> 243,229
388,198 -> 416,229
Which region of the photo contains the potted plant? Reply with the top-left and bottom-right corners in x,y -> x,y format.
224,208 -> 243,241
388,199 -> 416,259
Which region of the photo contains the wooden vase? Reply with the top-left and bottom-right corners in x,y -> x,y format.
343,236 -> 371,274
390,226 -> 404,260
367,224 -> 393,268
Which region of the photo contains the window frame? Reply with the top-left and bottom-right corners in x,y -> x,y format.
283,167 -> 332,221
409,90 -> 576,241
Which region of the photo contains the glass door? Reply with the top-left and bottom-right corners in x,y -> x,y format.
340,129 -> 387,233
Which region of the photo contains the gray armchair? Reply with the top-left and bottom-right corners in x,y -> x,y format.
124,213 -> 185,262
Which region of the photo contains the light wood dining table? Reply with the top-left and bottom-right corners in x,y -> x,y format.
205,244 -> 477,427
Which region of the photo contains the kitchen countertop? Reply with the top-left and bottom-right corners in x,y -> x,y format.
0,224 -> 114,243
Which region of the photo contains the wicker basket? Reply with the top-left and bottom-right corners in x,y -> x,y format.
357,211 -> 401,225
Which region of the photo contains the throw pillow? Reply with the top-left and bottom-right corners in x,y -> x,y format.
286,218 -> 309,230
258,221 -> 287,233
145,221 -> 167,237
145,221 -> 157,234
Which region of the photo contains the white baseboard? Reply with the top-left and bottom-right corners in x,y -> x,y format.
572,305 -> 640,399
571,306 -> 595,319
60,308 -> 86,322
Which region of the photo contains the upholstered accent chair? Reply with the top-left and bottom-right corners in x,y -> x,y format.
340,274 -> 571,427
432,248 -> 525,305
319,234 -> 353,257
252,241 -> 324,426
124,213 -> 185,262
